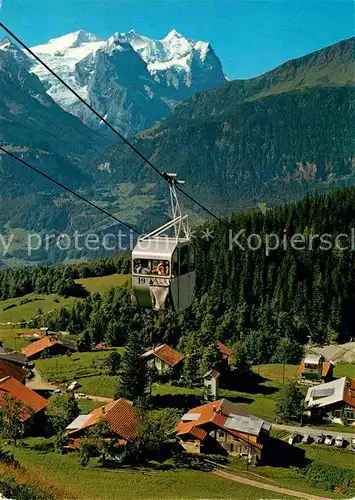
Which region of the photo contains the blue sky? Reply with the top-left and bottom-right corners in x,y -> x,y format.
1,0 -> 353,79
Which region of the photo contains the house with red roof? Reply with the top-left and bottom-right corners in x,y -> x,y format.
21,336 -> 76,361
176,398 -> 271,464
217,342 -> 234,362
142,344 -> 185,376
65,399 -> 139,448
298,354 -> 334,382
0,376 -> 49,430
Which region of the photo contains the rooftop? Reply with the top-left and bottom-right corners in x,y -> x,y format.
142,344 -> 185,367
0,347 -> 28,366
0,359 -> 27,383
305,377 -> 355,409
304,354 -> 323,364
0,376 -> 48,420
298,358 -> 333,378
217,342 -> 233,358
204,369 -> 220,379
67,399 -> 139,441
21,336 -> 58,358
177,398 -> 270,449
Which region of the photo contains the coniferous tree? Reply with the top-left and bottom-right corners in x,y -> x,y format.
116,331 -> 147,403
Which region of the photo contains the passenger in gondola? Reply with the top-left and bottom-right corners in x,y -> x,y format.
158,260 -> 167,275
139,259 -> 151,274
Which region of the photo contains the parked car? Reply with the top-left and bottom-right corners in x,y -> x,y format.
288,433 -> 301,445
351,437 -> 355,451
67,381 -> 79,391
314,434 -> 324,444
75,393 -> 87,399
335,436 -> 344,448
302,434 -> 311,444
324,435 -> 334,446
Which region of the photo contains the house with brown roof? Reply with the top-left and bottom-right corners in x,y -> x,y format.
305,377 -> 355,426
217,342 -> 234,362
142,344 -> 185,376
65,399 -> 139,447
176,398 -> 271,464
0,358 -> 27,383
298,354 -> 334,383
0,346 -> 28,367
0,376 -> 48,430
21,336 -> 76,361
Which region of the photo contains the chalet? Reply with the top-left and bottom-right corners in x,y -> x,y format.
21,336 -> 76,361
65,399 -> 139,447
142,344 -> 185,376
0,346 -> 28,367
0,346 -> 28,383
176,398 -> 271,464
0,358 -> 27,383
217,342 -> 234,364
0,376 -> 48,430
305,377 -> 355,426
298,354 -> 333,382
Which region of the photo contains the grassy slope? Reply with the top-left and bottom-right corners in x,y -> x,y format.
243,444 -> 355,499
35,360 -> 355,416
36,350 -> 124,384
0,327 -> 34,350
334,364 -> 355,379
75,274 -> 130,295
6,444 -> 292,500
0,274 -> 129,324
0,294 -> 77,323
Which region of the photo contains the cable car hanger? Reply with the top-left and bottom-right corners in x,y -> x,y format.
140,173 -> 189,242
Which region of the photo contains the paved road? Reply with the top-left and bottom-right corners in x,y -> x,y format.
273,422 -> 355,440
74,393 -> 113,403
214,469 -> 330,500
27,369 -> 113,403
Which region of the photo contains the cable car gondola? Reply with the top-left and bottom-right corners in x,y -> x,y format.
132,173 -> 196,311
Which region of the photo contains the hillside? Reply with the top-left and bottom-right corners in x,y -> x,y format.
99,84 -> 355,214
170,36 -> 355,120
1,37 -> 354,265
2,187 -> 354,355
95,37 -> 355,216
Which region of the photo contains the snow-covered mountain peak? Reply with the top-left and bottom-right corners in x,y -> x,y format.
25,28 -> 226,136
194,40 -> 211,60
163,29 -> 185,41
102,37 -> 135,56
31,30 -> 104,55
0,37 -> 12,50
0,37 -> 31,67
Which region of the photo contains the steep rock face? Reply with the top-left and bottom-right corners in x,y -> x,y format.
76,38 -> 170,136
0,38 -> 107,197
28,29 -> 227,136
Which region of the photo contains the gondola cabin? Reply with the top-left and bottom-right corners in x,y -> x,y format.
132,236 -> 196,311
132,173 -> 196,312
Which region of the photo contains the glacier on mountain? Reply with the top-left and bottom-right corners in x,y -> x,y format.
24,28 -> 226,136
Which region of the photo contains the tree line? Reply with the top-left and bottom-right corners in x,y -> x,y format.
0,254 -> 130,300
24,187 -> 354,368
